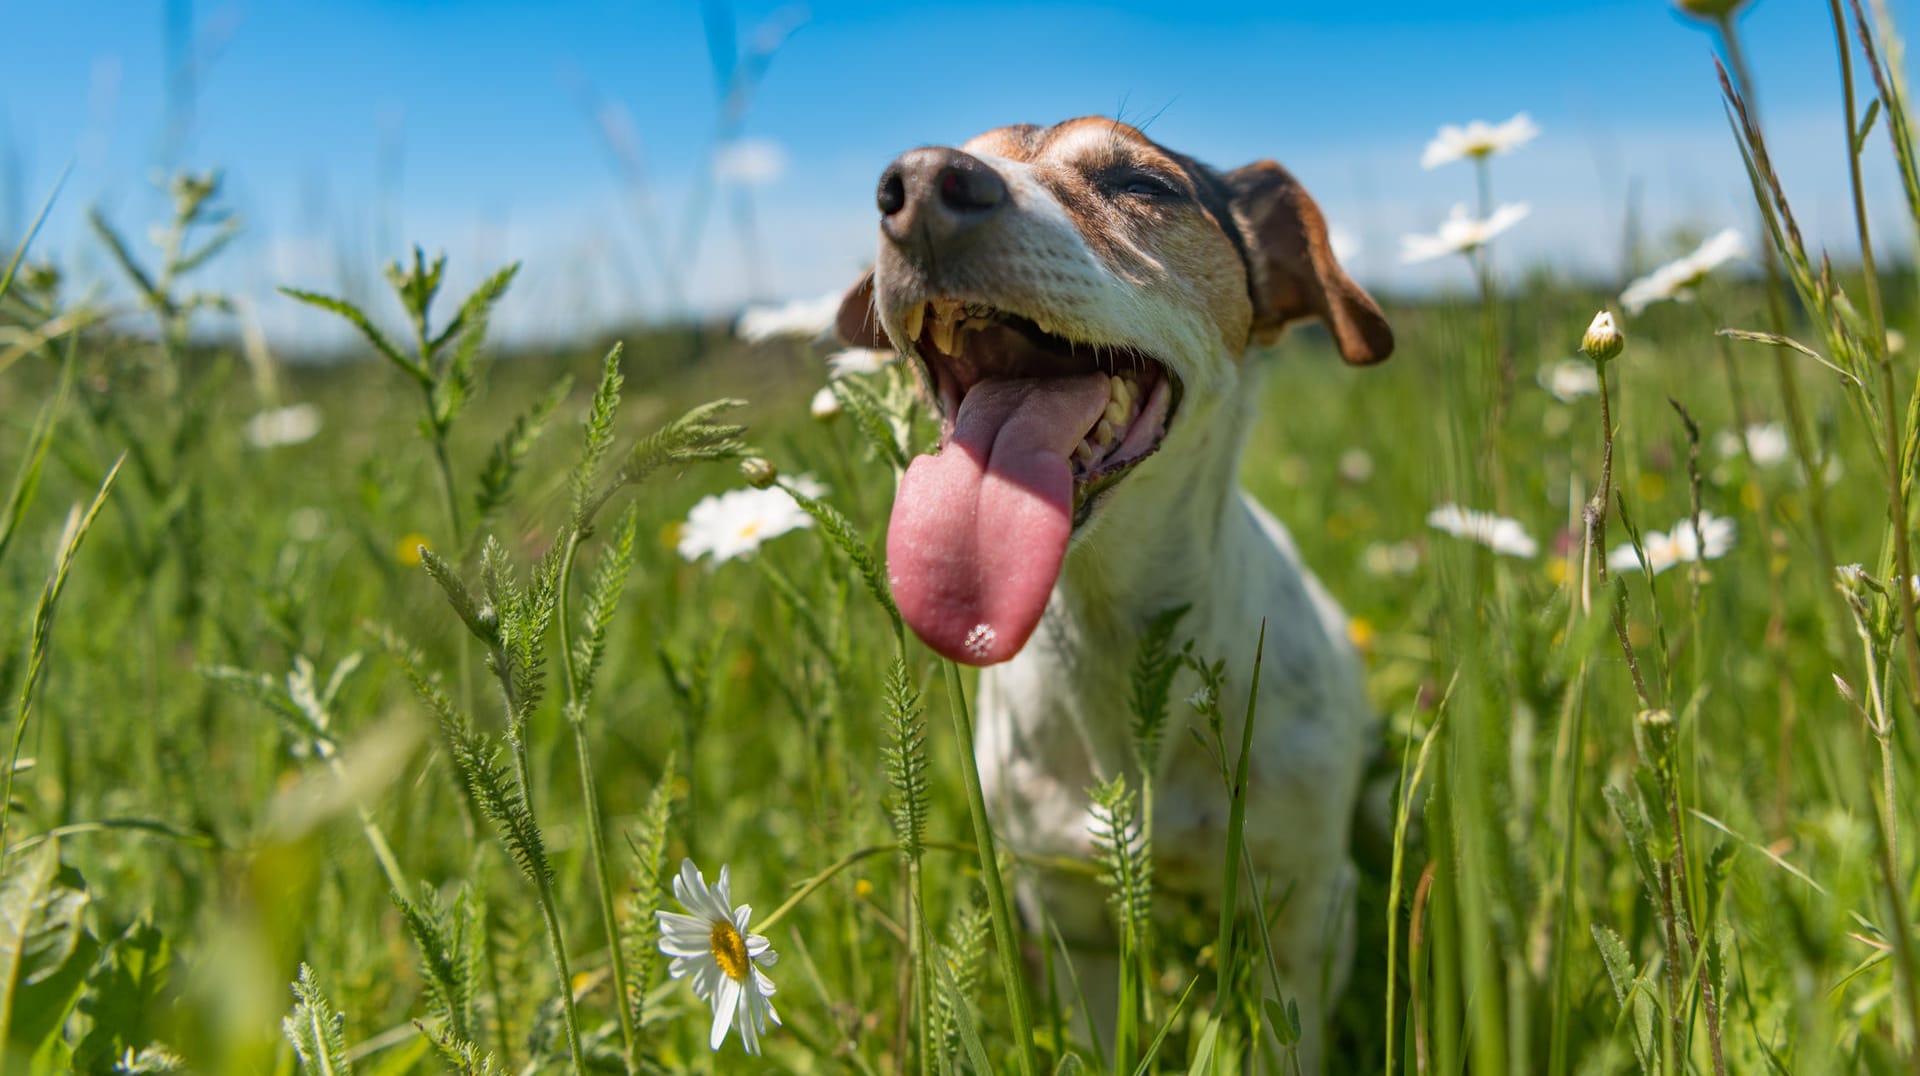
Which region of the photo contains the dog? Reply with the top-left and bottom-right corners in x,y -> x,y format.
834,116 -> 1392,1069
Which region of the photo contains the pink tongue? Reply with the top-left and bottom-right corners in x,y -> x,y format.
888,374 -> 1110,665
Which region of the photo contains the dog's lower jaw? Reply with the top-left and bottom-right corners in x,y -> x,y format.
972,378 -> 1371,1069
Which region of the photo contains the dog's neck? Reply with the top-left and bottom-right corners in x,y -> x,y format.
1053,362 -> 1264,643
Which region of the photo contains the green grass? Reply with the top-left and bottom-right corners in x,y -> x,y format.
5,6 -> 1920,1074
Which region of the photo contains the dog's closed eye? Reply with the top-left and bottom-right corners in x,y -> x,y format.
1097,168 -> 1184,201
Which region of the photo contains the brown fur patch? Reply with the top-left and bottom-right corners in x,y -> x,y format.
982,117 -> 1253,351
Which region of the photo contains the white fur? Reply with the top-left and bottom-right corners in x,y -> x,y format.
976,366 -> 1370,1072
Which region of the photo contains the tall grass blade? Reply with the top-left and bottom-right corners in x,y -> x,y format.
2,455 -> 123,862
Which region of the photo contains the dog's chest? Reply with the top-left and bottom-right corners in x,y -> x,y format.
973,538 -> 1368,909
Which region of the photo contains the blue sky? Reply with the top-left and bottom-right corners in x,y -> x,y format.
2,1 -> 1908,341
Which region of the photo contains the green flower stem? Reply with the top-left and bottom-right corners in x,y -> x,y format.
1718,13 -> 1847,641
758,845 -> 896,934
909,868 -> 932,1076
1830,0 -> 1920,1042
1386,693 -> 1448,1076
486,646 -> 586,1075
1211,621 -> 1266,1025
429,426 -> 466,549
508,733 -> 587,1075
1831,0 -> 1920,719
554,528 -> 640,1074
943,660 -> 1038,1076
756,840 -> 1097,937
319,747 -> 409,897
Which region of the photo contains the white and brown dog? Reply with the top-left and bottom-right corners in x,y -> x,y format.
835,117 -> 1392,1066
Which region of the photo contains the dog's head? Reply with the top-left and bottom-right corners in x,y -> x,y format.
837,116 -> 1392,666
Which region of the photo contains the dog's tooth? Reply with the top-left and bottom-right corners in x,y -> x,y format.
1104,399 -> 1127,426
1073,440 -> 1096,465
903,303 -> 926,343
1094,419 -> 1115,446
929,311 -> 957,355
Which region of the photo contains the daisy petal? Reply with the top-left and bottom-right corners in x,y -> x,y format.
712,975 -> 743,1050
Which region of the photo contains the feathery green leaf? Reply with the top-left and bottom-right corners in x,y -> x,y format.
882,655 -> 929,862
779,478 -> 899,627
1088,775 -> 1153,935
572,502 -> 641,703
284,963 -> 352,1076
570,344 -> 626,529
279,287 -> 428,386
1128,603 -> 1190,768
420,547 -> 498,645
830,375 -> 910,471
622,754 -> 677,1031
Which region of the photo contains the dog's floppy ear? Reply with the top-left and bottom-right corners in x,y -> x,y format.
1226,161 -> 1392,365
835,268 -> 891,348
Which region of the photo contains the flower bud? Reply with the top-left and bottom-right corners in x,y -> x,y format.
1673,0 -> 1750,21
1633,707 -> 1676,777
810,386 -> 841,421
1581,310 -> 1624,365
740,457 -> 778,489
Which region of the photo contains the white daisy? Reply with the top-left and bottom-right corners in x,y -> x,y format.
1400,203 -> 1531,264
1427,503 -> 1538,558
736,291 -> 841,343
1338,448 -> 1374,484
1712,422 -> 1790,466
810,385 -> 841,419
657,859 -> 781,1054
1538,360 -> 1599,402
1619,229 -> 1745,314
1420,114 -> 1541,170
244,403 -> 322,449
1362,540 -> 1423,577
1607,512 -> 1737,575
287,507 -> 327,543
677,478 -> 825,565
826,347 -> 894,379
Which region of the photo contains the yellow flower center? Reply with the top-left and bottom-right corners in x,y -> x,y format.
710,919 -> 751,982
395,533 -> 433,567
735,521 -> 763,541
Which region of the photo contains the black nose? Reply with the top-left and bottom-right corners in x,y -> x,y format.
875,147 -> 1007,252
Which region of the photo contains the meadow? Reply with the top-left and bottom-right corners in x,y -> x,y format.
6,3 -> 1920,1074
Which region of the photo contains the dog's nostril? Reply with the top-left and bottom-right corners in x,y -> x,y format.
877,169 -> 907,216
936,163 -> 1005,212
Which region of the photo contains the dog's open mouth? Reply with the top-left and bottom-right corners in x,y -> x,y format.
884,296 -> 1184,667
902,298 -> 1183,521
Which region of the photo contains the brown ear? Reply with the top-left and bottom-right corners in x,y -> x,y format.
835,269 -> 890,348
1227,161 -> 1392,365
